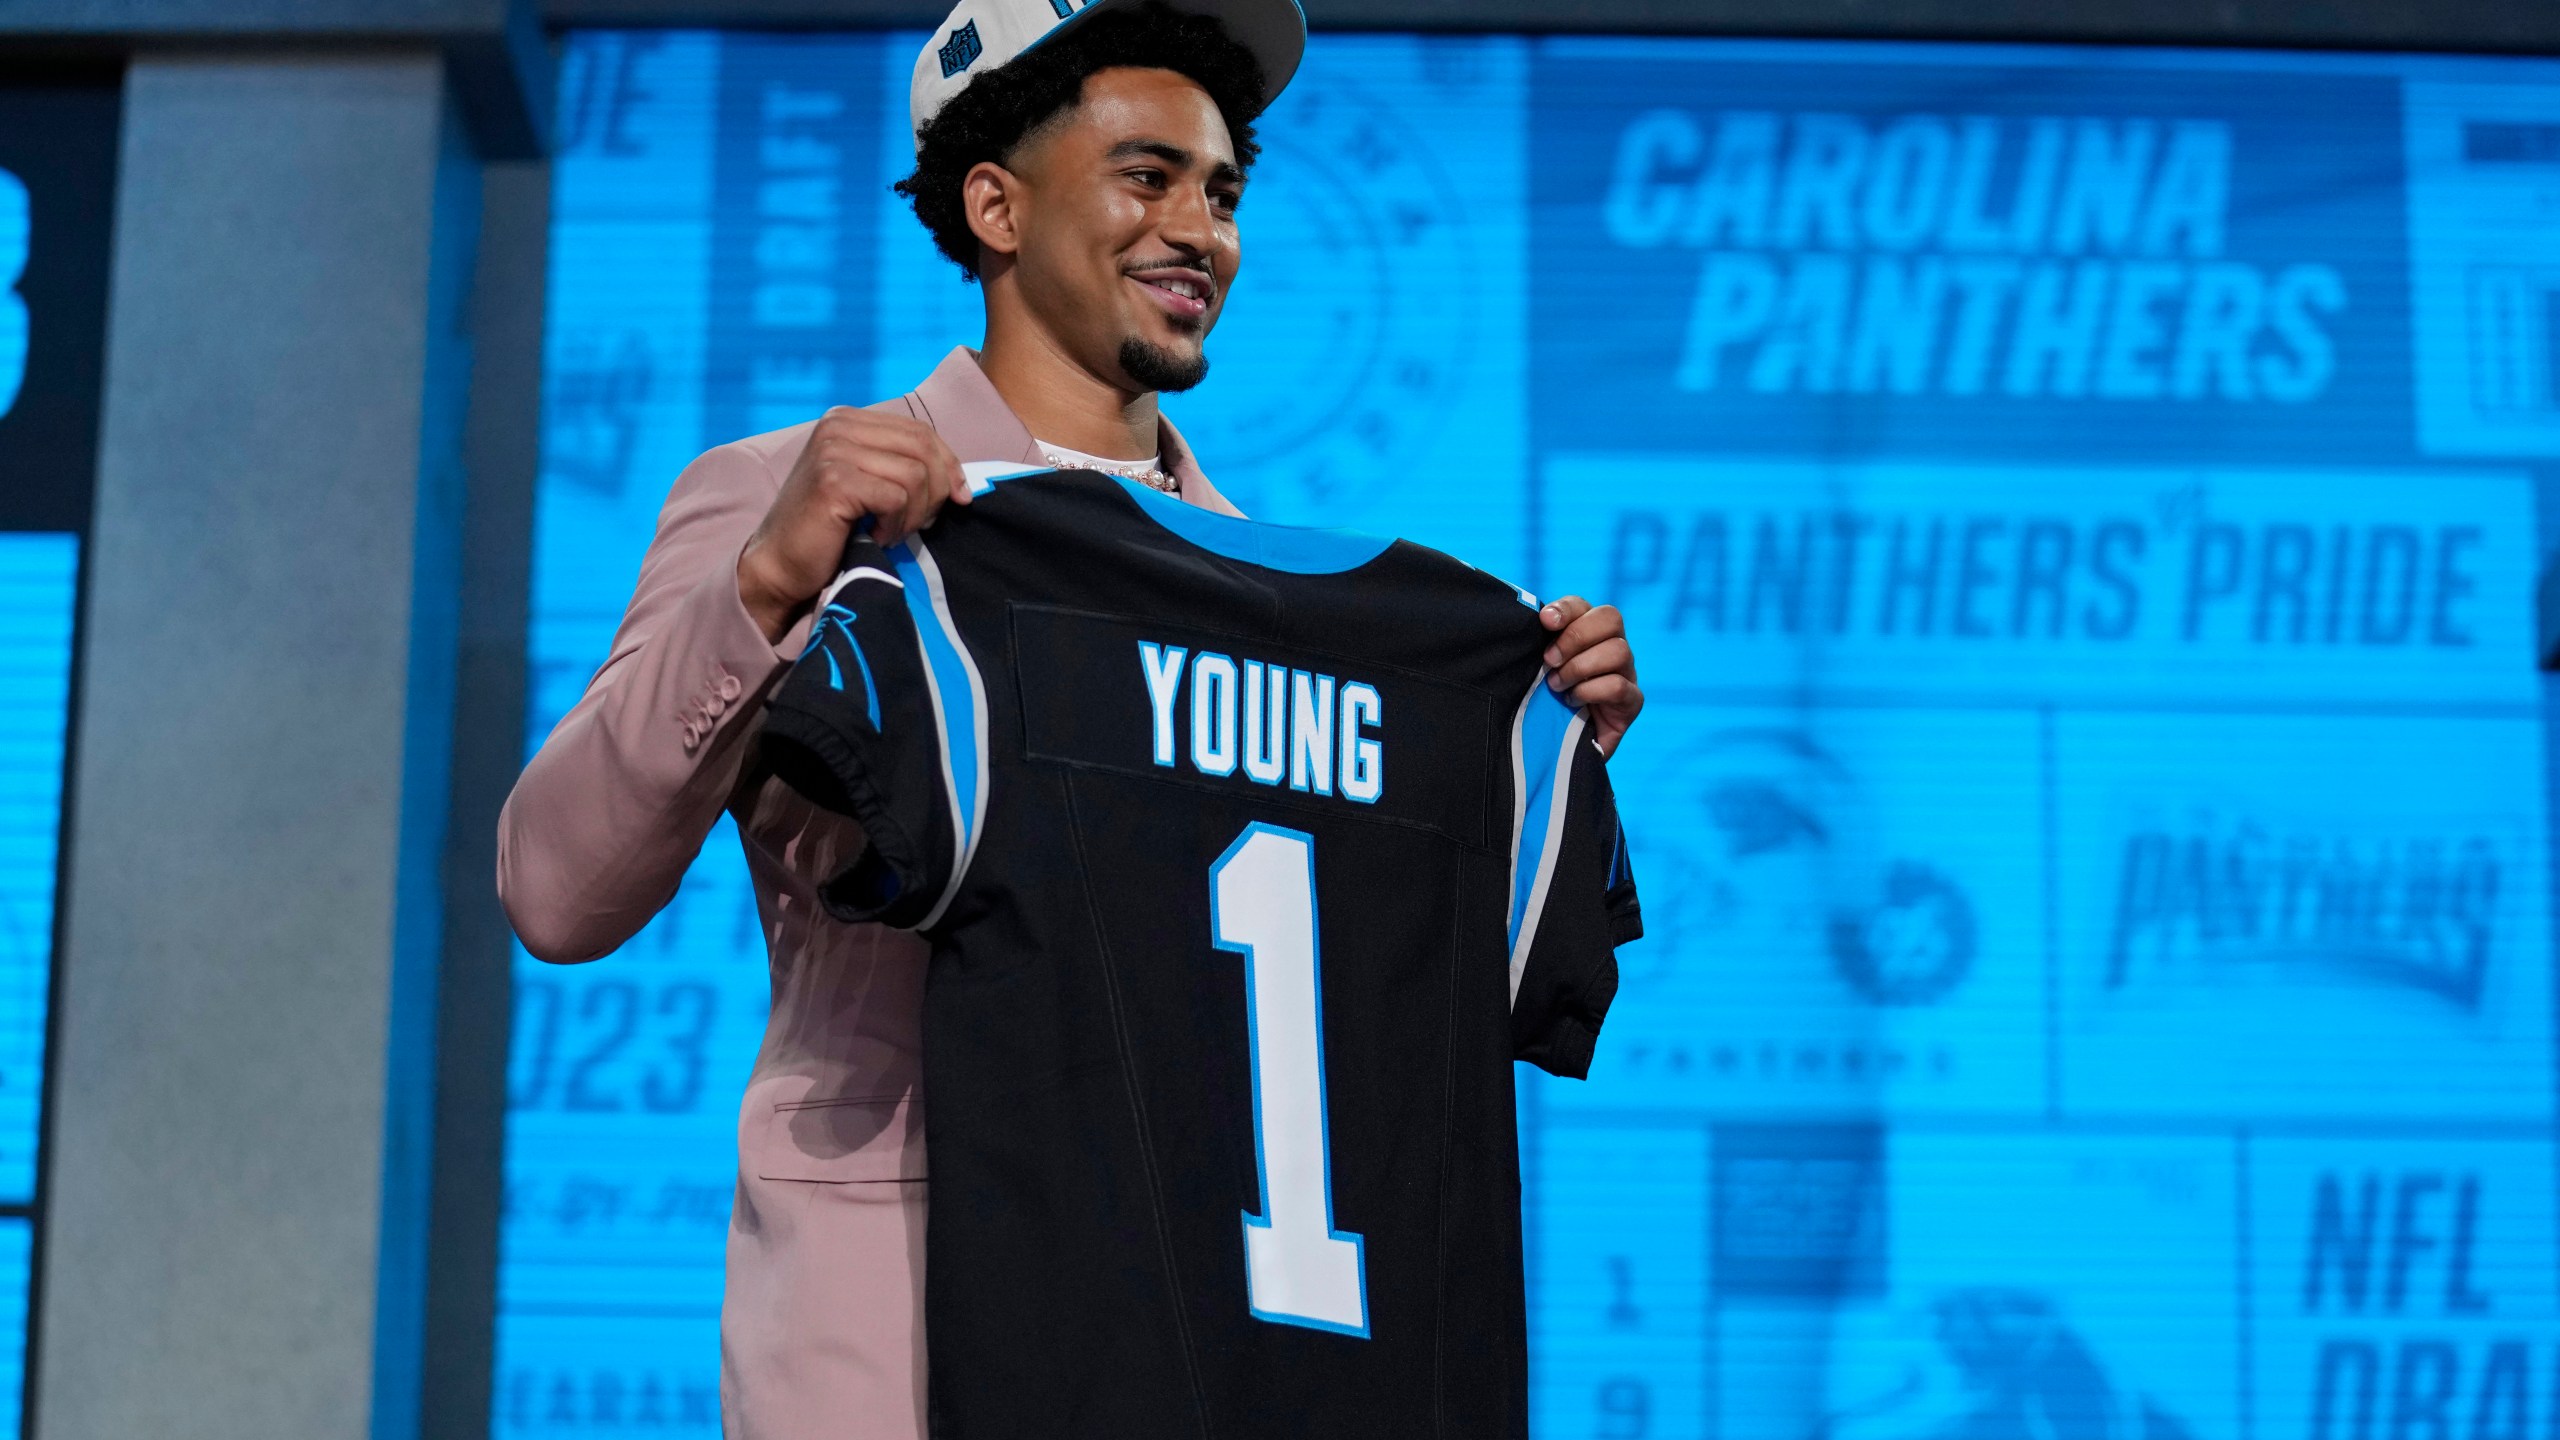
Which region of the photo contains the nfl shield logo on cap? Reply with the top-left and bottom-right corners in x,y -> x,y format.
937,19 -> 984,78
909,0 -> 1308,152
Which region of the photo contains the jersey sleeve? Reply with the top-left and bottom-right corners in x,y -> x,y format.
1504,679 -> 1643,1080
759,531 -> 989,931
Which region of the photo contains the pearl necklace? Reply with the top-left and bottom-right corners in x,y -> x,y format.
1037,443 -> 1179,494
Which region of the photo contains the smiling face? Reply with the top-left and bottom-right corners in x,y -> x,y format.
971,66 -> 1245,394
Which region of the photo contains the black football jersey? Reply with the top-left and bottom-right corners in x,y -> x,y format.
759,469 -> 1640,1439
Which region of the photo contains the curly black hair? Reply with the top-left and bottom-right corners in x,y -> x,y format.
893,2 -> 1269,281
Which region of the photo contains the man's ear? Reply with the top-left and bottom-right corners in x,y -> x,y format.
962,161 -> 1024,262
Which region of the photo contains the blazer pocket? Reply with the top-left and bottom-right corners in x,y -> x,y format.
752,1093 -> 925,1182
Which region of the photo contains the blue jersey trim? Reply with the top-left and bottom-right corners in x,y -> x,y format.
1107,476 -> 1395,574
1507,681 -> 1581,958
887,536 -> 989,927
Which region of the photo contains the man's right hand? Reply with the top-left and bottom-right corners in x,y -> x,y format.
737,407 -> 971,644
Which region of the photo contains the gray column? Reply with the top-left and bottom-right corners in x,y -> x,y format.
39,52 -> 485,1440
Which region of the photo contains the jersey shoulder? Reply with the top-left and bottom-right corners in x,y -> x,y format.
1377,535 -> 1547,616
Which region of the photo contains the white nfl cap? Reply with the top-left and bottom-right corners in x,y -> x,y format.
910,0 -> 1307,151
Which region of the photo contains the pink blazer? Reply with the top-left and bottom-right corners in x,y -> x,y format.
498,347 -> 1241,1439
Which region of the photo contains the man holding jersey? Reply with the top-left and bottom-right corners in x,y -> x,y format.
498,0 -> 1644,1433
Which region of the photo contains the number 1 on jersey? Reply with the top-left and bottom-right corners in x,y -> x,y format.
1211,823 -> 1370,1337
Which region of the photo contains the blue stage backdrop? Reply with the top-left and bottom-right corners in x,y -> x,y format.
503,32 -> 2560,1435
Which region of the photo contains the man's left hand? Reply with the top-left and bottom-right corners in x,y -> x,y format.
1540,597 -> 1643,759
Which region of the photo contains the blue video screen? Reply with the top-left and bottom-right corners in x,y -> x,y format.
0,534 -> 76,1440
506,31 -> 2560,1435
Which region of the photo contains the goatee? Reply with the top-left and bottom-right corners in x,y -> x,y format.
1120,337 -> 1210,394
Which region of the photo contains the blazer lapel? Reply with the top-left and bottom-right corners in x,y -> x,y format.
905,347 -> 1043,466
898,345 -> 1245,518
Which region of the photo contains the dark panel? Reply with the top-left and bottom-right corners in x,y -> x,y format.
535,0 -> 2560,53
0,67 -> 116,535
422,157 -> 548,1440
444,10 -> 559,162
2541,553 -> 2560,670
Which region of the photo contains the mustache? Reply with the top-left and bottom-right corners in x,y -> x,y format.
1120,256 -> 1214,280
